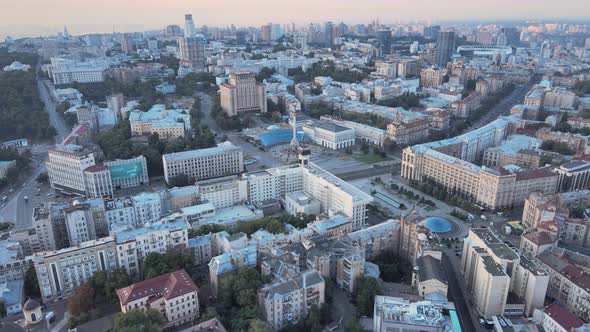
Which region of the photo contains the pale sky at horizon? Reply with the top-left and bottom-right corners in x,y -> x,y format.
0,0 -> 588,39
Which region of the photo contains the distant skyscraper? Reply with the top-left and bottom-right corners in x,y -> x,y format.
165,25 -> 182,37
271,24 -> 283,41
423,25 -> 440,39
261,23 -> 272,42
435,31 -> 455,67
179,37 -> 205,71
324,22 -> 334,48
184,14 -> 197,38
120,33 -> 133,54
377,29 -> 392,55
501,27 -> 520,46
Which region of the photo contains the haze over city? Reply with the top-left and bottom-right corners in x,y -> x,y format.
1,0 -> 589,39
1,2 -> 590,332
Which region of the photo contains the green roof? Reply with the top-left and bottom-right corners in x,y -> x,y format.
108,162 -> 144,181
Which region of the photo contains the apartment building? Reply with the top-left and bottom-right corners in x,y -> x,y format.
114,216 -> 190,276
129,104 -> 191,139
196,175 -> 248,209
461,228 -> 549,317
413,255 -> 448,298
117,269 -> 199,327
33,237 -> 117,303
533,303 -> 585,332
47,145 -> 96,196
536,248 -> 590,321
209,245 -> 257,293
347,220 -> 400,260
164,185 -> 200,213
307,215 -> 352,239
163,142 -> 244,184
17,205 -> 57,254
398,211 -> 426,264
387,117 -> 430,146
64,203 -> 97,246
420,66 -> 446,88
104,197 -> 137,231
258,270 -> 325,331
220,72 -> 267,116
131,192 -> 163,225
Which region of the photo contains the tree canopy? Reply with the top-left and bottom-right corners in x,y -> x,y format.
114,309 -> 162,332
0,52 -> 55,142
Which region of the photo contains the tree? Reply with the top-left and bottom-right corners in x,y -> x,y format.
67,282 -> 95,317
255,67 -> 276,82
345,318 -> 366,332
305,305 -> 322,332
36,172 -> 49,184
24,266 -> 40,298
114,309 -> 162,332
168,174 -> 193,188
354,277 -> 379,316
248,319 -> 273,332
143,249 -> 194,279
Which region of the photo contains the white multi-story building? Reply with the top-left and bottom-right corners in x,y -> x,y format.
33,237 -> 118,303
116,269 -> 199,327
163,142 -> 244,184
47,145 -> 96,196
304,122 -> 355,150
131,192 -> 163,225
245,163 -> 372,230
114,216 -> 190,275
83,166 -> 113,198
196,176 -> 248,209
104,197 -> 137,232
49,57 -> 109,85
320,116 -> 387,146
461,228 -> 548,318
64,203 -> 97,246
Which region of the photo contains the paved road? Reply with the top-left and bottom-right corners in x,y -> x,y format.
197,90 -> 285,168
465,80 -> 537,133
38,78 -> 68,143
441,253 -> 484,332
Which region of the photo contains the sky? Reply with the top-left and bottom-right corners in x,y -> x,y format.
0,0 -> 588,39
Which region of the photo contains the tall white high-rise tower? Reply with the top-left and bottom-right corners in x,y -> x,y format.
184,14 -> 197,38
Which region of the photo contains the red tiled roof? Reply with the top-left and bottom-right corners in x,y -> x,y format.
544,303 -> 583,330
116,269 -> 198,306
515,168 -> 556,181
83,165 -> 109,173
523,231 -> 557,246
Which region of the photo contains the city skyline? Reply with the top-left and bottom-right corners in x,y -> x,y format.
1,0 -> 589,39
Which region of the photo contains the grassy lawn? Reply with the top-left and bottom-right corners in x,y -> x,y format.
353,153 -> 390,163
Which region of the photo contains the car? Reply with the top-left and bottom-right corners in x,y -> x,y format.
46,311 -> 56,323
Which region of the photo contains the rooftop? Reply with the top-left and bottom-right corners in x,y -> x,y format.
544,303 -> 583,330
416,255 -> 447,284
115,217 -> 188,243
375,296 -> 457,330
163,141 -> 241,162
116,269 -> 198,306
